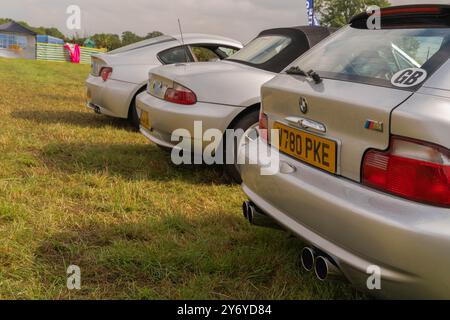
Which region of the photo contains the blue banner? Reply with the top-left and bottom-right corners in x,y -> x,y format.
306,0 -> 320,26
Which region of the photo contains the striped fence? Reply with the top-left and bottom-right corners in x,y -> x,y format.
36,43 -> 106,64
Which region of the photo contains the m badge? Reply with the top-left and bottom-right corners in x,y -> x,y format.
365,120 -> 384,132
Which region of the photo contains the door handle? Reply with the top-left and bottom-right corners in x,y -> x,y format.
285,117 -> 326,134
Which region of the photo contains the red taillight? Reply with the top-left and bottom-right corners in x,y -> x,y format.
100,67 -> 113,81
259,111 -> 268,142
362,137 -> 449,207
164,83 -> 197,105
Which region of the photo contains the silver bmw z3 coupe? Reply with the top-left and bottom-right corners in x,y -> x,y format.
85,34 -> 242,128
240,4 -> 450,299
136,26 -> 333,182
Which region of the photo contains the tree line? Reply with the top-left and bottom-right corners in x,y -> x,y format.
69,31 -> 164,51
0,18 -> 163,51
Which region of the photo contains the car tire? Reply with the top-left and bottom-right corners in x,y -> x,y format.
128,100 -> 140,130
224,109 -> 259,184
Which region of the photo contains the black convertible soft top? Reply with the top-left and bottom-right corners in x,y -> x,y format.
227,26 -> 333,73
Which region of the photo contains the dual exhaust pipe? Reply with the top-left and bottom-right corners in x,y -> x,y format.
94,105 -> 101,114
301,247 -> 343,281
242,201 -> 343,282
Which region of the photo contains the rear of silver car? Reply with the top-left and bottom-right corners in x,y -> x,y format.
240,5 -> 450,299
86,55 -> 142,118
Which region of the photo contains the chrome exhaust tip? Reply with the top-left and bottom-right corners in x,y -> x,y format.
300,247 -> 315,272
314,256 -> 343,281
242,201 -> 282,230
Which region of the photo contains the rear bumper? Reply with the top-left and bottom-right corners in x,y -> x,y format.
240,138 -> 450,299
136,91 -> 244,150
85,75 -> 138,118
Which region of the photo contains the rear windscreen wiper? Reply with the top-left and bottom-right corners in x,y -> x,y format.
286,66 -> 308,76
286,66 -> 322,84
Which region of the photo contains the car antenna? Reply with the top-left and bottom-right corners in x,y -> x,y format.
178,18 -> 189,63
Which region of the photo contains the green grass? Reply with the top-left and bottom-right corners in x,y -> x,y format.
0,58 -> 364,299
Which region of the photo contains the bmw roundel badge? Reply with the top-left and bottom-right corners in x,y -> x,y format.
299,97 -> 308,114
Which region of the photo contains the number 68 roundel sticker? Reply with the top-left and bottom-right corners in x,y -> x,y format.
391,68 -> 428,88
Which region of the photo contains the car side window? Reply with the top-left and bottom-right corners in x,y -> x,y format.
191,46 -> 221,62
158,46 -> 193,64
217,46 -> 239,57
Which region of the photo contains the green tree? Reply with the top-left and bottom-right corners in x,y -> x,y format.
91,33 -> 122,51
0,18 -> 12,25
316,0 -> 391,27
43,27 -> 66,40
144,31 -> 164,39
67,33 -> 88,46
121,31 -> 142,46
119,31 -> 164,50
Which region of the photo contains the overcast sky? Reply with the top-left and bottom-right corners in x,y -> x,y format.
2,0 -> 449,43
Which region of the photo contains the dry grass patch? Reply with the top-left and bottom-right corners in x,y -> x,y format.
0,58 -> 364,299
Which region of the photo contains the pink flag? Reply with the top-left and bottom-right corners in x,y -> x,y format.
64,43 -> 81,64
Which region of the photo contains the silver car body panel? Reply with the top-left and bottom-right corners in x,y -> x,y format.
136,91 -> 245,150
389,58 -> 449,147
241,76 -> 449,298
147,61 -> 275,106
422,58 -> 450,92
239,17 -> 450,298
240,141 -> 450,299
261,75 -> 413,181
239,10 -> 450,297
392,91 -> 450,148
86,75 -> 149,118
85,34 -> 243,119
135,61 -> 276,149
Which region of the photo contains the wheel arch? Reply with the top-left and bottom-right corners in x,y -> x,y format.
226,103 -> 261,130
127,83 -> 148,118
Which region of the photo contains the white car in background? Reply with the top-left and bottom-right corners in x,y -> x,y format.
85,34 -> 242,128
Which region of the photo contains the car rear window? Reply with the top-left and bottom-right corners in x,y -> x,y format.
289,26 -> 450,89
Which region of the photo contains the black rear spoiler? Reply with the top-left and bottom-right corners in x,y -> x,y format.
350,4 -> 450,28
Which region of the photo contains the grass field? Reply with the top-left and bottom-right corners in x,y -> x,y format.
0,58 -> 364,299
